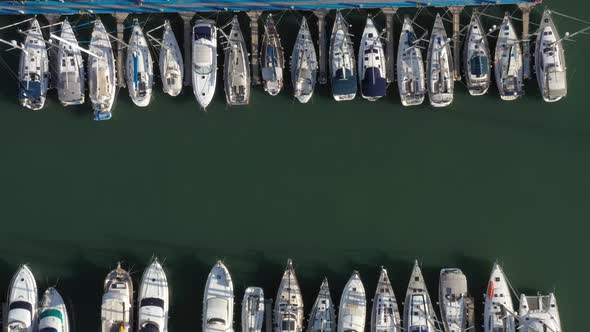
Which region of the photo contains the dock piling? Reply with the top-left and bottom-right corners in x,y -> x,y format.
114,13 -> 127,88
247,11 -> 263,85
264,298 -> 273,332
382,8 -> 397,83
180,12 -> 193,87
519,3 -> 536,79
314,10 -> 329,85
449,6 -> 463,81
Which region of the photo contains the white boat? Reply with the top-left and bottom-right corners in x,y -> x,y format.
203,261 -> 234,332
160,20 -> 183,97
138,258 -> 169,332
88,19 -> 116,121
397,16 -> 425,106
438,269 -> 471,332
329,11 -> 357,101
101,263 -> 133,332
261,14 -> 284,96
338,271 -> 366,332
55,18 -> 85,106
535,10 -> 567,102
403,261 -> 436,332
358,17 -> 387,101
307,278 -> 335,332
371,268 -> 401,332
518,293 -> 561,332
242,287 -> 265,332
495,13 -> 524,101
223,16 -> 250,106
291,17 -> 318,104
463,12 -> 491,96
274,259 -> 304,332
39,287 -> 70,332
127,19 -> 153,107
483,263 -> 515,332
192,19 -> 217,109
18,18 -> 49,110
6,265 -> 38,332
426,14 -> 454,107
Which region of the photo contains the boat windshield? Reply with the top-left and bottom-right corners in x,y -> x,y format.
195,64 -> 213,75
207,318 -> 226,326
139,322 -> 160,332
195,26 -> 212,41
140,297 -> 165,308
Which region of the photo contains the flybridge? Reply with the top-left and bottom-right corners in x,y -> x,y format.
0,0 -> 541,15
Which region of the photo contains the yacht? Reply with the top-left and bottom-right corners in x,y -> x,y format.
88,19 -> 116,121
483,263 -> 515,332
138,259 -> 169,332
291,17 -> 317,103
242,287 -> 265,332
261,14 -> 284,96
535,9 -> 567,102
39,287 -> 70,332
338,271 -> 366,332
330,11 -> 357,101
439,269 -> 472,332
397,16 -> 425,106
203,261 -> 234,332
127,19 -> 153,107
223,16 -> 250,105
55,18 -> 85,106
101,263 -> 133,332
358,17 -> 387,101
160,20 -> 183,97
274,259 -> 304,332
495,13 -> 524,100
307,278 -> 335,332
518,293 -> 561,332
192,19 -> 217,109
371,268 -> 401,332
18,18 -> 49,110
403,261 -> 436,332
426,14 -> 454,107
6,265 -> 38,332
463,12 -> 491,96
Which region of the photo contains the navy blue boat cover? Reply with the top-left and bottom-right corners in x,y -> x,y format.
18,80 -> 42,99
332,68 -> 357,95
470,56 -> 489,77
361,67 -> 386,97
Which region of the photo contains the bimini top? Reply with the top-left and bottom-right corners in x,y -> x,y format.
332,68 -> 357,96
361,68 -> 386,97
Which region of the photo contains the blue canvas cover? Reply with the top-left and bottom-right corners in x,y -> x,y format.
195,26 -> 211,40
362,67 -> 386,97
18,80 -> 42,99
332,68 -> 357,96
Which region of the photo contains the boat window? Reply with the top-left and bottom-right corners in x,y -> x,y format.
9,301 -> 33,312
282,320 -> 296,331
194,26 -> 212,41
139,322 -> 160,332
207,318 -> 226,326
71,59 -> 75,66
62,59 -> 66,67
40,328 -> 58,332
140,297 -> 165,308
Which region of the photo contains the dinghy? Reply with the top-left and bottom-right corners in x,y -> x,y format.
483,263 -> 515,332
39,287 -> 70,332
495,13 -> 524,101
203,261 -> 234,332
439,268 -> 472,332
307,278 -> 335,332
101,263 -> 133,332
463,12 -> 491,96
518,293 -> 562,332
127,19 -> 153,107
330,11 -> 357,101
55,18 -> 85,106
18,18 -> 49,110
535,10 -> 567,102
223,16 -> 250,106
371,268 -> 401,332
274,259 -> 304,332
160,20 -> 183,97
6,265 -> 38,332
397,16 -> 426,106
338,271 -> 366,332
261,14 -> 284,96
242,287 -> 265,332
88,19 -> 116,121
359,17 -> 387,101
426,14 -> 454,107
291,17 -> 317,103
403,261 -> 437,332
192,19 -> 217,109
138,258 -> 169,332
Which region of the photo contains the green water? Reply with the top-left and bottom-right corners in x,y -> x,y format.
0,2 -> 588,332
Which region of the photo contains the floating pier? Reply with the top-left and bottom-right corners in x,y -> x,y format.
519,2 -> 536,79
247,10 -> 262,85
114,12 -> 127,88
382,8 -> 397,83
314,9 -> 329,85
180,12 -> 193,87
449,6 -> 463,81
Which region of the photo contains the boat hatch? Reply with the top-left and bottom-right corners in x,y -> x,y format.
195,26 -> 212,41
139,322 -> 160,332
281,319 -> 296,331
140,297 -> 164,308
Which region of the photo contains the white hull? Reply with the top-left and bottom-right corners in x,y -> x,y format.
6,265 -> 38,332
518,293 -> 561,332
139,259 -> 169,332
223,17 -> 250,106
261,14 -> 284,96
242,287 -> 265,332
403,261 -> 436,332
535,10 -> 567,103
438,269 -> 469,332
358,18 -> 387,101
39,287 -> 70,332
274,259 -> 304,332
56,18 -> 85,106
495,14 -> 524,101
307,279 -> 335,332
203,261 -> 234,332
127,21 -> 153,107
89,19 -> 116,121
371,268 -> 400,332
338,271 -> 366,332
397,17 -> 425,106
160,21 -> 183,97
193,19 -> 217,109
291,18 -> 317,104
329,11 -> 356,101
101,263 -> 133,332
483,263 -> 515,332
463,12 -> 490,96
426,14 -> 454,107
18,19 -> 49,111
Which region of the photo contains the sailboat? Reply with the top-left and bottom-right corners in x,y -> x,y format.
535,9 -> 567,102
483,263 -> 515,332
307,278 -> 336,332
223,16 -> 250,106
426,14 -> 454,107
18,18 -> 49,110
329,11 -> 357,101
403,261 -> 437,332
5,265 -> 38,332
101,263 -> 133,332
358,17 -> 387,101
495,13 -> 524,101
138,258 -> 169,332
261,14 -> 284,96
338,271 -> 366,332
397,16 -> 426,106
463,12 -> 491,96
438,268 -> 473,332
39,287 -> 70,332
88,19 -> 116,121
127,19 -> 153,107
291,17 -> 318,104
242,287 -> 265,332
371,268 -> 401,332
203,261 -> 234,332
274,259 -> 304,332
160,20 -> 183,97
518,293 -> 562,332
192,19 -> 217,109
55,18 -> 85,106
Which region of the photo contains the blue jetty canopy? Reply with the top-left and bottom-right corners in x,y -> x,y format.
0,0 -> 541,15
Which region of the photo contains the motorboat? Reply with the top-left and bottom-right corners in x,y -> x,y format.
203,261 -> 234,332
138,258 -> 169,332
39,287 -> 70,332
5,265 -> 38,332
193,19 -> 217,109
101,263 -> 133,332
